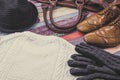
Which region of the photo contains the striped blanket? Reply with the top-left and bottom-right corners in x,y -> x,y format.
1,0 -> 120,54
29,0 -> 120,55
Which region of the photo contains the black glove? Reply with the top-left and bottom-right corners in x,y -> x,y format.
67,43 -> 120,80
68,54 -> 118,80
75,43 -> 120,73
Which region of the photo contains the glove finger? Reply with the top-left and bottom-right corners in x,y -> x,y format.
71,54 -> 96,64
75,46 -> 103,65
77,73 -> 120,80
76,44 -> 120,72
76,45 -> 119,66
71,54 -> 81,58
78,45 -> 120,70
80,43 -> 120,63
76,43 -> 94,52
76,46 -> 120,71
77,43 -> 95,50
87,65 -> 117,75
77,43 -> 120,64
68,60 -> 92,68
70,68 -> 92,76
71,53 -> 95,60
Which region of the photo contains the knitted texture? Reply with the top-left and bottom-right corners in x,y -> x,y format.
0,31 -> 77,80
68,43 -> 120,80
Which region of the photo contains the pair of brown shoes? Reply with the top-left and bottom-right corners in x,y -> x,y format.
77,3 -> 120,48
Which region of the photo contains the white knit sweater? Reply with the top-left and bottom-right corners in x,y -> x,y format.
0,31 -> 78,80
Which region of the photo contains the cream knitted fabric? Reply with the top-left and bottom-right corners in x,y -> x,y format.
0,31 -> 77,80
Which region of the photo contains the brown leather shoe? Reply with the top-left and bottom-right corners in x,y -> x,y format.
77,3 -> 120,33
84,15 -> 120,48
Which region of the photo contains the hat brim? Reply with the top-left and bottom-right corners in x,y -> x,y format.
0,2 -> 38,33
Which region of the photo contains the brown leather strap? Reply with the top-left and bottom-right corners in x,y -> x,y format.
42,3 -> 78,33
40,0 -> 103,33
42,2 -> 88,33
34,0 -> 104,12
33,0 -> 114,33
49,0 -> 85,29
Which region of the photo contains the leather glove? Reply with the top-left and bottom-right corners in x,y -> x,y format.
68,43 -> 120,80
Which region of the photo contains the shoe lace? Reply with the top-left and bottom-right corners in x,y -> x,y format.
86,5 -> 115,26
100,16 -> 120,39
110,16 -> 120,26
99,6 -> 115,18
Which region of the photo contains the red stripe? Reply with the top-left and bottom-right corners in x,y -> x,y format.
117,0 -> 120,4
61,31 -> 83,41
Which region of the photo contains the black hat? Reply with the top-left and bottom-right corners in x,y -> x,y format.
0,0 -> 38,33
